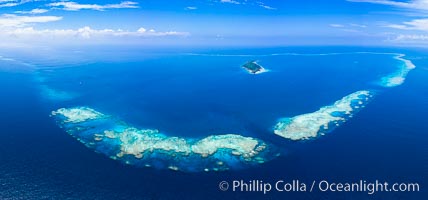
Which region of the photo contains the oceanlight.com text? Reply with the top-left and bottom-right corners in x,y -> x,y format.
218,179 -> 420,195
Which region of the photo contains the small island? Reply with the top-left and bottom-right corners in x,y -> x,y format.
242,61 -> 267,74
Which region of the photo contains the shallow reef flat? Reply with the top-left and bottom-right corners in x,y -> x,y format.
52,107 -> 105,123
380,54 -> 416,87
51,107 -> 276,172
274,90 -> 373,140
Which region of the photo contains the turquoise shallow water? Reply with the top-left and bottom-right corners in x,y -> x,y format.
0,46 -> 426,199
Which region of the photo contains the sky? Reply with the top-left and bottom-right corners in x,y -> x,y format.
0,0 -> 428,47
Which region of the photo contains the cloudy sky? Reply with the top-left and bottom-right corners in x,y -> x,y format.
0,0 -> 427,46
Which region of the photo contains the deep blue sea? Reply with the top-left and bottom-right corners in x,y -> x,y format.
0,46 -> 427,199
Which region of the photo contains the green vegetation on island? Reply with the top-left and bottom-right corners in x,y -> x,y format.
242,61 -> 266,74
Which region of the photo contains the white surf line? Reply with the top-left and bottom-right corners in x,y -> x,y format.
0,55 -> 36,68
182,51 -> 402,57
0,55 -> 16,62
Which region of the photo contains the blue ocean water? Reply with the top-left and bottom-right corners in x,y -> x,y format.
0,46 -> 427,199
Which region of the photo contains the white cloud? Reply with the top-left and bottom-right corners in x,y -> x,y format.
220,0 -> 240,5
350,23 -> 367,28
186,6 -> 197,10
15,8 -> 49,14
0,14 -> 62,27
386,18 -> 428,31
1,26 -> 189,39
259,5 -> 276,10
0,2 -> 18,7
388,34 -> 428,45
257,2 -> 276,10
341,28 -> 362,32
394,34 -> 428,40
330,24 -> 345,27
48,1 -> 139,11
330,23 -> 368,29
348,0 -> 428,11
0,0 -> 37,8
218,0 -> 276,10
329,23 -> 368,34
385,24 -> 409,29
